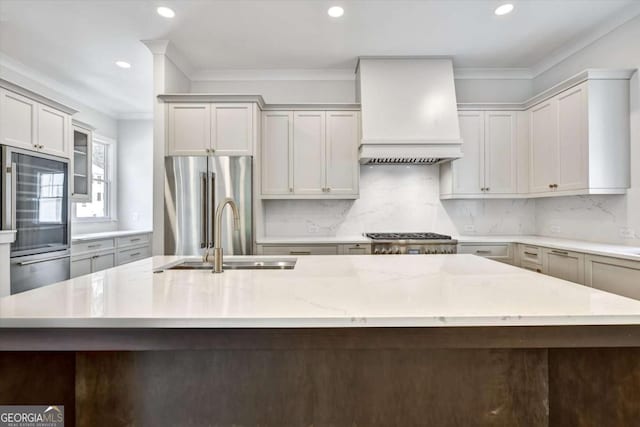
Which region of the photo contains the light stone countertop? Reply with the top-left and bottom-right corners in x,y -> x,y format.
71,229 -> 152,242
2,254 -> 640,328
258,234 -> 640,262
455,235 -> 640,262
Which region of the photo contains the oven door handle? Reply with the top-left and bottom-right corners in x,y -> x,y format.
18,254 -> 71,266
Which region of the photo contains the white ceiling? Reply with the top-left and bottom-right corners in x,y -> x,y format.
1,0 -> 639,117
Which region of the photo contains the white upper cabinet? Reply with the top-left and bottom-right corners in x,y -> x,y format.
451,112 -> 484,195
71,122 -> 93,202
325,111 -> 359,195
529,100 -> 559,193
167,103 -> 211,155
0,85 -> 73,158
484,111 -> 517,194
167,102 -> 254,156
0,89 -> 37,151
440,110 -> 518,198
211,103 -> 253,155
261,110 -> 359,199
556,85 -> 588,191
528,74 -> 630,197
261,111 -> 293,195
37,104 -> 70,157
293,112 -> 325,195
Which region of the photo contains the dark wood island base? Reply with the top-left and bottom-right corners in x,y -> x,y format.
1,326 -> 640,426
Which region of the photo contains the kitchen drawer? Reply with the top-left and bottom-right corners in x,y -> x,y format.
260,245 -> 339,256
117,245 -> 151,265
519,244 -> 542,265
72,238 -> 114,254
458,243 -> 512,261
342,243 -> 371,255
116,233 -> 150,248
520,261 -> 544,274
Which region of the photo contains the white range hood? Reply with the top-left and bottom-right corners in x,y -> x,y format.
356,57 -> 463,165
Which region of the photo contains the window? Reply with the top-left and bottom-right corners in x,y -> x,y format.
74,137 -> 114,220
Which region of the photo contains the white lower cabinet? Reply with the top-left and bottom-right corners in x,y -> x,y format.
71,251 -> 115,278
256,243 -> 371,256
457,243 -> 514,264
70,233 -> 151,278
585,255 -> 640,300
542,248 -> 585,284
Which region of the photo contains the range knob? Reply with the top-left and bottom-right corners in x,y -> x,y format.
374,248 -> 380,254
392,247 -> 401,254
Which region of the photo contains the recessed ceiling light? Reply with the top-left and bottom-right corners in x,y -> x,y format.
328,6 -> 344,18
157,6 -> 175,18
494,3 -> 514,16
115,61 -> 131,69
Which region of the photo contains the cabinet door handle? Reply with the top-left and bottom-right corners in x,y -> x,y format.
289,251 -> 311,255
289,187 -> 294,192
548,184 -> 554,189
551,250 -> 569,256
327,187 -> 331,192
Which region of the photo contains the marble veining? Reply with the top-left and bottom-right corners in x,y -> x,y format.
264,166 -> 536,238
535,194 -> 640,246
2,255 -> 640,328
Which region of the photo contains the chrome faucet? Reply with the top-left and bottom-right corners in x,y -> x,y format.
213,197 -> 241,273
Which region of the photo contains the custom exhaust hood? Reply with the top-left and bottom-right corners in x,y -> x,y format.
356,57 -> 463,165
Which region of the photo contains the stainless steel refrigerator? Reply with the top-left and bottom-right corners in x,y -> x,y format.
1,145 -> 71,294
164,156 -> 252,256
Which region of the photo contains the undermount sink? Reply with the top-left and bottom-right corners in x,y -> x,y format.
158,257 -> 296,271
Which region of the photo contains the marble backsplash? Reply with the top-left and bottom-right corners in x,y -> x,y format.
263,166 -> 536,238
535,192 -> 640,246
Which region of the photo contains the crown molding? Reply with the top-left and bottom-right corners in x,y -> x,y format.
529,3 -> 640,78
190,68 -> 356,81
457,68 -> 636,111
142,39 -> 194,78
0,52 -> 118,117
0,77 -> 77,114
453,68 -> 532,80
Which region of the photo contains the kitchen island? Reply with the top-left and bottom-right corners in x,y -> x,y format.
2,255 -> 640,426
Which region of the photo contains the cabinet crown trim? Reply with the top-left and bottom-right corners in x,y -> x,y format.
158,93 -> 266,108
0,78 -> 78,115
457,69 -> 635,111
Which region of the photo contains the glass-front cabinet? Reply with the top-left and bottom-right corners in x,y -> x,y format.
71,121 -> 93,202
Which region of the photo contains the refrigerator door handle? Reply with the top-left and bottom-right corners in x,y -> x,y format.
10,161 -> 17,231
209,172 -> 216,248
200,172 -> 207,248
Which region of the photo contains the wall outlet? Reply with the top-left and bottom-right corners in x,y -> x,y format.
463,225 -> 476,232
550,225 -> 561,234
619,227 -> 635,239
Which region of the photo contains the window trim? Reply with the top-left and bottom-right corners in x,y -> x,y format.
72,135 -> 117,223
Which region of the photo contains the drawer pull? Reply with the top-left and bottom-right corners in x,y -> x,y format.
130,238 -> 141,242
475,250 -> 492,254
289,251 -> 311,255
523,251 -> 538,256
551,250 -> 569,256
87,244 -> 101,249
129,252 -> 142,257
